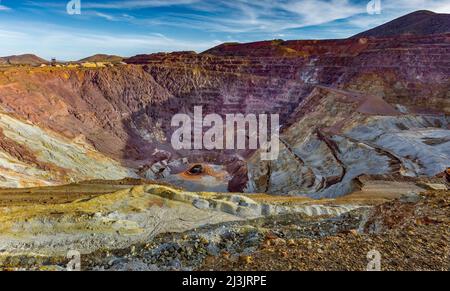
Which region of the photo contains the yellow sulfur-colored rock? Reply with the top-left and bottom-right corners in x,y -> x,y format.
81,62 -> 97,68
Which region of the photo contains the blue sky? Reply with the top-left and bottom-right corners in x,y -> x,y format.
0,0 -> 449,60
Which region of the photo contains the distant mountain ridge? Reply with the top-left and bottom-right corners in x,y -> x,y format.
0,54 -> 48,66
352,10 -> 450,38
78,54 -> 124,63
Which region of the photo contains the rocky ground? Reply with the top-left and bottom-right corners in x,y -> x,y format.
82,211 -> 365,271
200,191 -> 449,271
1,185 -> 445,271
102,190 -> 449,271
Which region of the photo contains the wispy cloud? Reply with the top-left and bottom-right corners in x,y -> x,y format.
153,0 -> 367,33
84,0 -> 449,34
279,0 -> 365,26
82,0 -> 202,9
94,12 -> 116,21
0,4 -> 11,11
85,0 -> 367,33
90,11 -> 135,21
22,0 -> 450,33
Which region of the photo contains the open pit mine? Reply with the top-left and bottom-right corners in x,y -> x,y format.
0,10 -> 448,271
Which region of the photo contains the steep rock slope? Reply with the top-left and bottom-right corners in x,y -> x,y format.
0,111 -> 135,188
246,86 -> 449,197
0,66 -> 172,164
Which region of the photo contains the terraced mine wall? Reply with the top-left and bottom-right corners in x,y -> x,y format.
0,34 -> 448,195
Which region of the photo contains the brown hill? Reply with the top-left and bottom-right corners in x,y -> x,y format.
352,10 -> 450,38
79,54 -> 124,63
0,54 -> 48,66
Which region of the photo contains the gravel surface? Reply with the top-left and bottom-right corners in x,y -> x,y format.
1,190 -> 447,271
80,190 -> 449,271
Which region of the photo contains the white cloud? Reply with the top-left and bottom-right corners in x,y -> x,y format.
118,0 -> 363,34
278,0 -> 365,26
94,12 -> 116,21
170,0 -> 355,33
0,4 -> 11,11
82,0 -> 201,9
